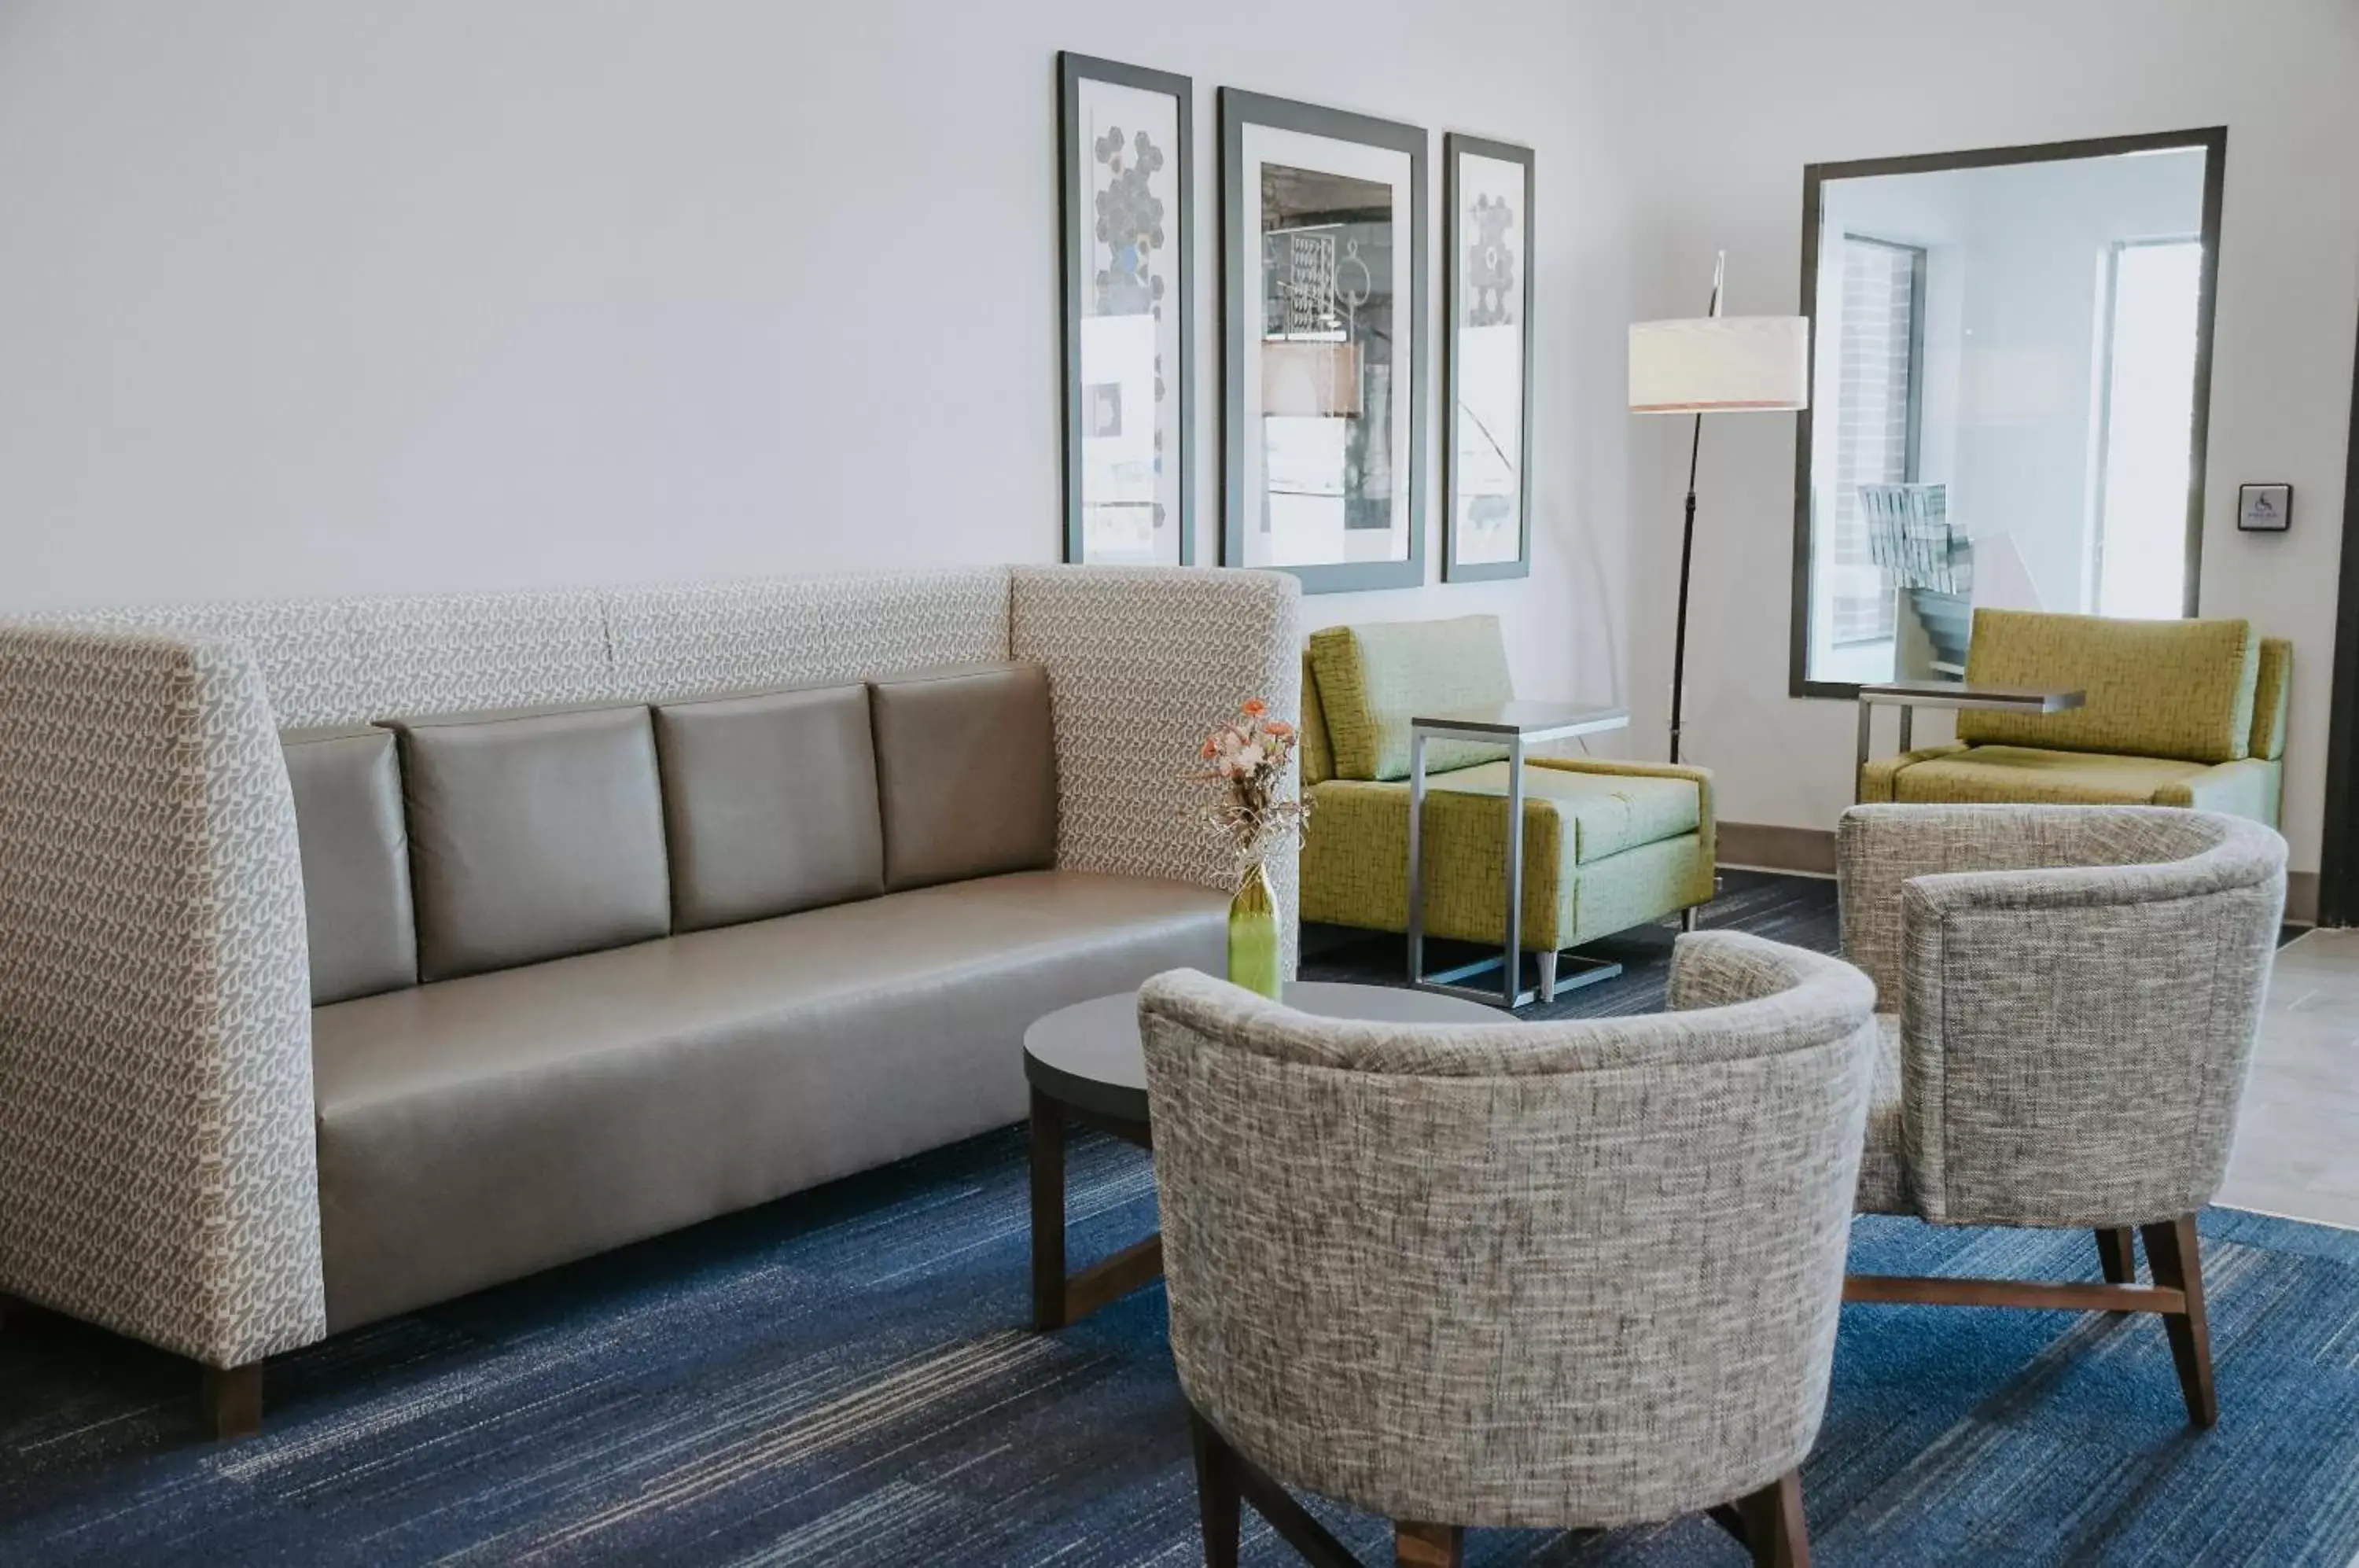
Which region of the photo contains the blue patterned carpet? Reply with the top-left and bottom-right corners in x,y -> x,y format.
2,1124 -> 2357,1567
4,875 -> 2353,1565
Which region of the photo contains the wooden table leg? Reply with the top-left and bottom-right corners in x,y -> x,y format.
1029,1087 -> 1068,1331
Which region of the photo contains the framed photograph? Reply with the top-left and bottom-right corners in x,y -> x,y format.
1443,134 -> 1533,581
1221,90 -> 1426,594
2237,482 -> 2292,532
1059,53 -> 1193,565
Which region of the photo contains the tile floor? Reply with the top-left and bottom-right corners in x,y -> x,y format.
2221,926 -> 2359,1230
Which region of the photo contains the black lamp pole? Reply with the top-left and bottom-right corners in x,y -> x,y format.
1667,259 -> 1724,768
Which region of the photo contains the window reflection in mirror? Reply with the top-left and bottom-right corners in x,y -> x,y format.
1795,134 -> 2221,691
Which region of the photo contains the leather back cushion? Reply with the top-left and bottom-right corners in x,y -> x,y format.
1957,609 -> 2258,764
653,684 -> 885,932
1305,617 -> 1514,780
869,664 -> 1056,891
282,726 -> 418,1005
390,705 -> 673,981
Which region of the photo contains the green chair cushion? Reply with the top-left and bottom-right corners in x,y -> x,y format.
1305,617 -> 1514,781
1431,760 -> 1702,863
1298,763 -> 1708,951
1888,745 -> 2214,806
1299,650 -> 1334,786
2251,637 -> 2292,762
1956,609 -> 2258,764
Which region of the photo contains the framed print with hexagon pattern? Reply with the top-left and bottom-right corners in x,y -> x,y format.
1444,133 -> 1534,582
1059,53 -> 1194,565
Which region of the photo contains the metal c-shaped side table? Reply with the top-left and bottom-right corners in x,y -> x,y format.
1407,702 -> 1633,1010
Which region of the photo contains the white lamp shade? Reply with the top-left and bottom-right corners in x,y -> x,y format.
1628,315 -> 1811,414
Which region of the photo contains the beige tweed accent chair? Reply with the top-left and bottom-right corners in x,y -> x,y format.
1139,931 -> 1880,1567
1837,804 -> 2287,1428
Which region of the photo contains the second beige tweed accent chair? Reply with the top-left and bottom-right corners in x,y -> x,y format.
1139,931 -> 1879,1566
1837,804 -> 2286,1428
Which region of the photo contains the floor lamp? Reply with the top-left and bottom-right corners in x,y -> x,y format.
1628,256 -> 1811,767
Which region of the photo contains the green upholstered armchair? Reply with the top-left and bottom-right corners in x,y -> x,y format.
1299,617 -> 1715,993
1860,609 -> 2290,827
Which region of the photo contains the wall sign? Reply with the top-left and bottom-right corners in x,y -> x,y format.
2237,483 -> 2293,533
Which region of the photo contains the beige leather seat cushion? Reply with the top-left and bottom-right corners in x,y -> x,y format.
312,870 -> 1224,1331
1888,744 -> 2214,806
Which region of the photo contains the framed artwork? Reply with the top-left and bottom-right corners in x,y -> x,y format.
1059,53 -> 1193,565
1220,89 -> 1427,594
1443,134 -> 1534,581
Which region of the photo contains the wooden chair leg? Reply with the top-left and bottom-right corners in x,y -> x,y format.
1395,1521 -> 1463,1568
1735,1470 -> 1809,1568
201,1364 -> 263,1441
1187,1406 -> 1242,1568
2140,1213 -> 2217,1427
2096,1227 -> 2139,1311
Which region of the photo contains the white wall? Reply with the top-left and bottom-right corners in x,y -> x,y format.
1614,0 -> 2359,874
6,2 -> 2352,867
0,0 -> 1647,711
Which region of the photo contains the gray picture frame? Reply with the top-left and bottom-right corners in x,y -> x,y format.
1442,133 -> 1535,583
1059,52 -> 1194,565
1220,88 -> 1428,594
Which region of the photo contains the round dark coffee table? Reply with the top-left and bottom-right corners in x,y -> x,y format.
1023,980 -> 1496,1329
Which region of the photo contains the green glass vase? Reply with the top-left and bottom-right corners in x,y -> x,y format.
1227,858 -> 1283,1001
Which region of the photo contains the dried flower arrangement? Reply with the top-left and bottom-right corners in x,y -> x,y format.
1195,698 -> 1311,876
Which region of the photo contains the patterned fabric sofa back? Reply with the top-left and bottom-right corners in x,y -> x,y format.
64,569 -> 1014,728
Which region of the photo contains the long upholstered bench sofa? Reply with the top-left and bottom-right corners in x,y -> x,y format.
0,565 -> 1299,1436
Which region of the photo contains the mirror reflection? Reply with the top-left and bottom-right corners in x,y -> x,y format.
1253,163 -> 1407,567
1801,141 -> 2215,687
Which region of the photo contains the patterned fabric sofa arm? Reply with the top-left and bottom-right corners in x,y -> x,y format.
1010,565 -> 1302,968
0,627 -> 324,1369
1885,808 -> 2284,1227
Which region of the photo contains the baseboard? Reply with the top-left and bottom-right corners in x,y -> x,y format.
2287,870 -> 2318,926
1718,823 -> 2320,926
1717,822 -> 1835,878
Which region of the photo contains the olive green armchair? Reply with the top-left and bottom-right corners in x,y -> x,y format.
1298,617 -> 1714,999
1860,609 -> 2290,828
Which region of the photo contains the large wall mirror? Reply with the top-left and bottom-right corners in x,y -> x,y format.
1790,129 -> 2225,696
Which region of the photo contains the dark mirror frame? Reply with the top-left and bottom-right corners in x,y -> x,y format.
1058,52 -> 1194,566
1220,88 -> 1428,594
1442,133 -> 1536,584
2318,318 -> 2359,926
1788,126 -> 2228,700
